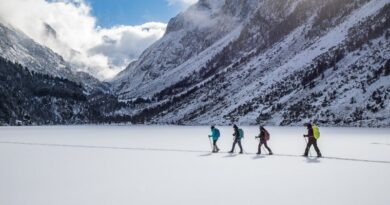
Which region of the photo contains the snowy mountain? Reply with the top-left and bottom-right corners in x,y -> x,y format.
113,0 -> 258,98
0,24 -> 119,125
111,0 -> 390,127
0,23 -> 109,92
0,23 -> 77,80
0,56 -> 125,125
0,0 -> 389,127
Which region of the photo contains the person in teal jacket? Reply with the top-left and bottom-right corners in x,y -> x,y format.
209,126 -> 220,153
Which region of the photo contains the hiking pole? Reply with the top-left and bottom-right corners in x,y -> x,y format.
304,136 -> 312,157
208,136 -> 213,152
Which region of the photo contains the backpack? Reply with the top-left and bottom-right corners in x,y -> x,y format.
312,124 -> 320,140
215,129 -> 220,138
238,128 -> 244,139
264,130 -> 270,141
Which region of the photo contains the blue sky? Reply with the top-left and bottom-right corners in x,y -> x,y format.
87,0 -> 185,27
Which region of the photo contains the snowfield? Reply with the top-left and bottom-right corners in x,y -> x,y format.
0,126 -> 389,205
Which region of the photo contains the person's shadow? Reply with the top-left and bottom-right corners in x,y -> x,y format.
223,154 -> 238,158
305,157 -> 321,163
252,155 -> 266,160
199,153 -> 213,157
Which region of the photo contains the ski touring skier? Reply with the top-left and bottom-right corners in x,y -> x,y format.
229,124 -> 244,154
303,123 -> 322,158
255,126 -> 273,155
208,126 -> 220,153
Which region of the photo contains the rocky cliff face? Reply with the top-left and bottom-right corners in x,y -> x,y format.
111,0 -> 390,127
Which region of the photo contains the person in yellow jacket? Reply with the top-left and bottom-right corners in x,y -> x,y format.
303,123 -> 322,158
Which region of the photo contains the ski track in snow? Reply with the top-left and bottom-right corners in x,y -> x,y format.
1,126 -> 390,205
0,141 -> 389,164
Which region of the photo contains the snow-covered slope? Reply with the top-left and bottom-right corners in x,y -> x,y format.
0,23 -> 110,92
0,23 -> 77,80
111,0 -> 390,127
0,25 -> 120,125
112,0 -> 258,98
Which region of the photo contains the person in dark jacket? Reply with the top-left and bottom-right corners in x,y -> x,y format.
229,124 -> 243,154
303,123 -> 322,157
256,126 -> 273,155
209,126 -> 220,153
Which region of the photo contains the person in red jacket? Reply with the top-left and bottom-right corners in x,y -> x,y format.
256,126 -> 273,155
303,123 -> 322,157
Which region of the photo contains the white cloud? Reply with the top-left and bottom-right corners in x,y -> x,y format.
0,0 -> 167,80
167,0 -> 198,9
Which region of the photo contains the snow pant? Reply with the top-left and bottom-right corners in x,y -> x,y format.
230,138 -> 243,153
213,140 -> 219,152
258,139 -> 272,154
304,137 -> 322,157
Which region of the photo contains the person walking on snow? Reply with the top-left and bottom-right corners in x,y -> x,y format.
208,126 -> 220,153
229,124 -> 244,154
303,123 -> 322,158
256,126 -> 273,155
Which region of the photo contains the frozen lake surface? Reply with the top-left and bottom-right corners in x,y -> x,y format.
0,126 -> 389,205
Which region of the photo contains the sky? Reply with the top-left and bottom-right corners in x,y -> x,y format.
0,0 -> 198,80
88,0 -> 185,27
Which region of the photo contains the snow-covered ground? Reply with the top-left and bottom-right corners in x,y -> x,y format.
0,126 -> 389,205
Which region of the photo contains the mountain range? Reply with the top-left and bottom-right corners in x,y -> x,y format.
1,0 -> 389,127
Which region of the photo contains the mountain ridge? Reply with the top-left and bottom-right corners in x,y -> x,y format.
110,0 -> 390,127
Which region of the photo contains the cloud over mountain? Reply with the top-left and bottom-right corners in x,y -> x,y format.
0,0 -> 166,79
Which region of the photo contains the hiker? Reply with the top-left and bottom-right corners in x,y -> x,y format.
303,123 -> 322,157
229,124 -> 244,154
208,126 -> 220,153
255,126 -> 273,155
